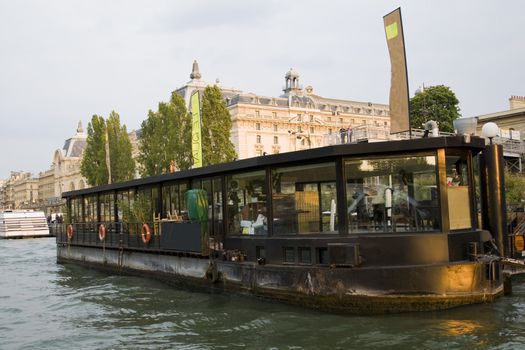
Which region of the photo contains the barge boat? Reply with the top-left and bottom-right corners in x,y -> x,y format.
56,135 -> 509,313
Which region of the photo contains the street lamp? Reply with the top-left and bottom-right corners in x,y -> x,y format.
481,122 -> 499,145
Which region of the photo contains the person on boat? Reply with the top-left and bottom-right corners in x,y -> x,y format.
253,207 -> 267,235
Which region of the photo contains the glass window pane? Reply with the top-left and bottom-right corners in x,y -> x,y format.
446,150 -> 472,230
226,170 -> 267,236
272,163 -> 337,235
345,154 -> 439,233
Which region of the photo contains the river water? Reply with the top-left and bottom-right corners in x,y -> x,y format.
1,238 -> 525,350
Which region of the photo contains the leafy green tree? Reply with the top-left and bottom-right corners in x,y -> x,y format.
138,92 -> 192,177
81,115 -> 108,186
201,85 -> 237,166
81,112 -> 135,186
106,111 -> 135,183
410,85 -> 460,133
505,170 -> 525,211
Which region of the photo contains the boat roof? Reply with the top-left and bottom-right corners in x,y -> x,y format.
63,135 -> 485,198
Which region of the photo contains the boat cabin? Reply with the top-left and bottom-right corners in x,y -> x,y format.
60,136 -> 487,267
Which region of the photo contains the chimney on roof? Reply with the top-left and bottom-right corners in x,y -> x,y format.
509,95 -> 525,110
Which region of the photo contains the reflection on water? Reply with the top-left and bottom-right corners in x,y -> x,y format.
441,319 -> 482,336
1,238 -> 525,349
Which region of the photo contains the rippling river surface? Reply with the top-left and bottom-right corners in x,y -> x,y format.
1,238 -> 525,350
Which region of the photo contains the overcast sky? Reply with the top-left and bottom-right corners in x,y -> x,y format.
1,1 -> 523,179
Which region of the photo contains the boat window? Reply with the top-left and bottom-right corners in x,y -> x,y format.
117,189 -> 136,225
84,195 -> 97,222
192,178 -> 213,236
345,154 -> 439,233
226,170 -> 267,236
446,150 -> 472,230
161,182 -> 189,221
272,162 -> 337,235
212,177 -> 224,241
70,196 -> 82,223
99,192 -> 115,223
135,187 -> 155,223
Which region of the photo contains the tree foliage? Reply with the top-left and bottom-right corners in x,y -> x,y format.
201,85 -> 237,166
81,115 -> 108,186
138,92 -> 192,177
80,112 -> 135,186
505,170 -> 525,210
409,85 -> 460,133
106,111 -> 135,183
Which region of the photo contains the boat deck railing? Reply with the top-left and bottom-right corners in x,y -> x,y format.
56,222 -> 211,256
322,126 -> 525,157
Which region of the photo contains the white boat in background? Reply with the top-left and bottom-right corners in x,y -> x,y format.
0,210 -> 50,239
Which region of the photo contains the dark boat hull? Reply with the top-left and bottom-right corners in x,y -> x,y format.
57,244 -> 502,314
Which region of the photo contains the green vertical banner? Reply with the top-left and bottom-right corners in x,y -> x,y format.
384,8 -> 410,134
191,91 -> 203,168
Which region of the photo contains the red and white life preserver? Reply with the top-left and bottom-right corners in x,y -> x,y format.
141,223 -> 151,244
98,224 -> 106,241
66,224 -> 74,240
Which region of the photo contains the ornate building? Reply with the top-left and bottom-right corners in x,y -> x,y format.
38,168 -> 57,213
175,61 -> 390,159
53,121 -> 88,196
14,175 -> 39,208
1,171 -> 33,209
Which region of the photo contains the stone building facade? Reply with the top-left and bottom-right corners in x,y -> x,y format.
13,176 -> 39,208
1,171 -> 33,209
474,96 -> 525,139
175,61 -> 390,159
52,121 -> 88,196
38,168 -> 57,211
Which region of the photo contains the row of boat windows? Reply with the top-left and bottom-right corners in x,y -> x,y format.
69,150 -> 474,235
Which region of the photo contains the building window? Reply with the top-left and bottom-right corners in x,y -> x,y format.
328,128 -> 332,135
256,123 -> 261,131
298,125 -> 302,132
256,135 -> 261,143
273,124 -> 278,132
309,115 -> 314,122
274,136 -> 279,145
255,110 -> 260,118
310,127 -> 314,134
327,116 -> 332,122
339,118 -> 343,123
297,114 -> 302,121
272,112 -> 277,118
362,119 -> 366,125
301,139 -> 305,146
